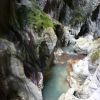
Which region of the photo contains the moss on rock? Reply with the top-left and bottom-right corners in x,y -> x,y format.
91,49 -> 100,62
70,9 -> 85,26
16,2 -> 54,33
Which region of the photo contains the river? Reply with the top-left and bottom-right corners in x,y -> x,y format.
42,43 -> 86,100
42,45 -> 75,100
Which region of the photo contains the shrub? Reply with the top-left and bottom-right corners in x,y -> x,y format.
91,49 -> 100,62
70,9 -> 85,27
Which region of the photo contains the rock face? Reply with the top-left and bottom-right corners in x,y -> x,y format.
36,0 -> 100,47
39,0 -> 100,48
0,1 -> 59,99
41,27 -> 57,53
36,0 -> 47,10
1,0 -> 100,100
75,3 -> 100,39
36,0 -> 100,26
58,37 -> 100,100
0,39 -> 43,100
43,0 -> 64,20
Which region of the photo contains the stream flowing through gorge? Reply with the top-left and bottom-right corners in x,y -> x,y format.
43,63 -> 69,100
42,45 -> 83,100
0,0 -> 100,100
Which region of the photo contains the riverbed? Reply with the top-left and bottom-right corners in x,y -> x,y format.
42,63 -> 69,100
42,46 -> 72,100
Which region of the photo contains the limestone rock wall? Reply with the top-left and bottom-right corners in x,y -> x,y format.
0,39 -> 43,100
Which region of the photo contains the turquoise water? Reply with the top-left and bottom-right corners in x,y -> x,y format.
42,45 -> 75,100
42,63 -> 69,100
63,45 -> 75,53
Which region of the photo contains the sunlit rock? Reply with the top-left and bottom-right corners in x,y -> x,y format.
38,72 -> 43,90
59,61 -> 100,100
54,48 -> 64,64
36,0 -> 47,10
74,37 -> 93,54
73,57 -> 90,77
42,27 -> 57,53
59,37 -> 100,100
64,26 -> 76,45
20,0 -> 32,7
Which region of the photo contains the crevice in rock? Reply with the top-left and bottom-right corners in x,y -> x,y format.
59,1 -> 66,23
75,20 -> 89,39
64,0 -> 74,9
91,4 -> 100,21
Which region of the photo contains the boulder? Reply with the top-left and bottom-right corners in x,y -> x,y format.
74,36 -> 93,54
59,38 -> 100,100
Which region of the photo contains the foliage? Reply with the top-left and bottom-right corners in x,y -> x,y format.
16,3 -> 54,32
70,9 -> 85,27
91,49 -> 100,62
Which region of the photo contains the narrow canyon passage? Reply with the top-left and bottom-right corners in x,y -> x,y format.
43,63 -> 69,100
0,0 -> 100,100
42,45 -> 86,100
42,47 -> 70,100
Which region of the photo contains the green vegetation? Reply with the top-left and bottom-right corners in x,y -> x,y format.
16,3 -> 54,33
91,49 -> 100,62
70,9 -> 85,27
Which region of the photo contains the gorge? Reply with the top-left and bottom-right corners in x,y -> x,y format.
0,0 -> 100,100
